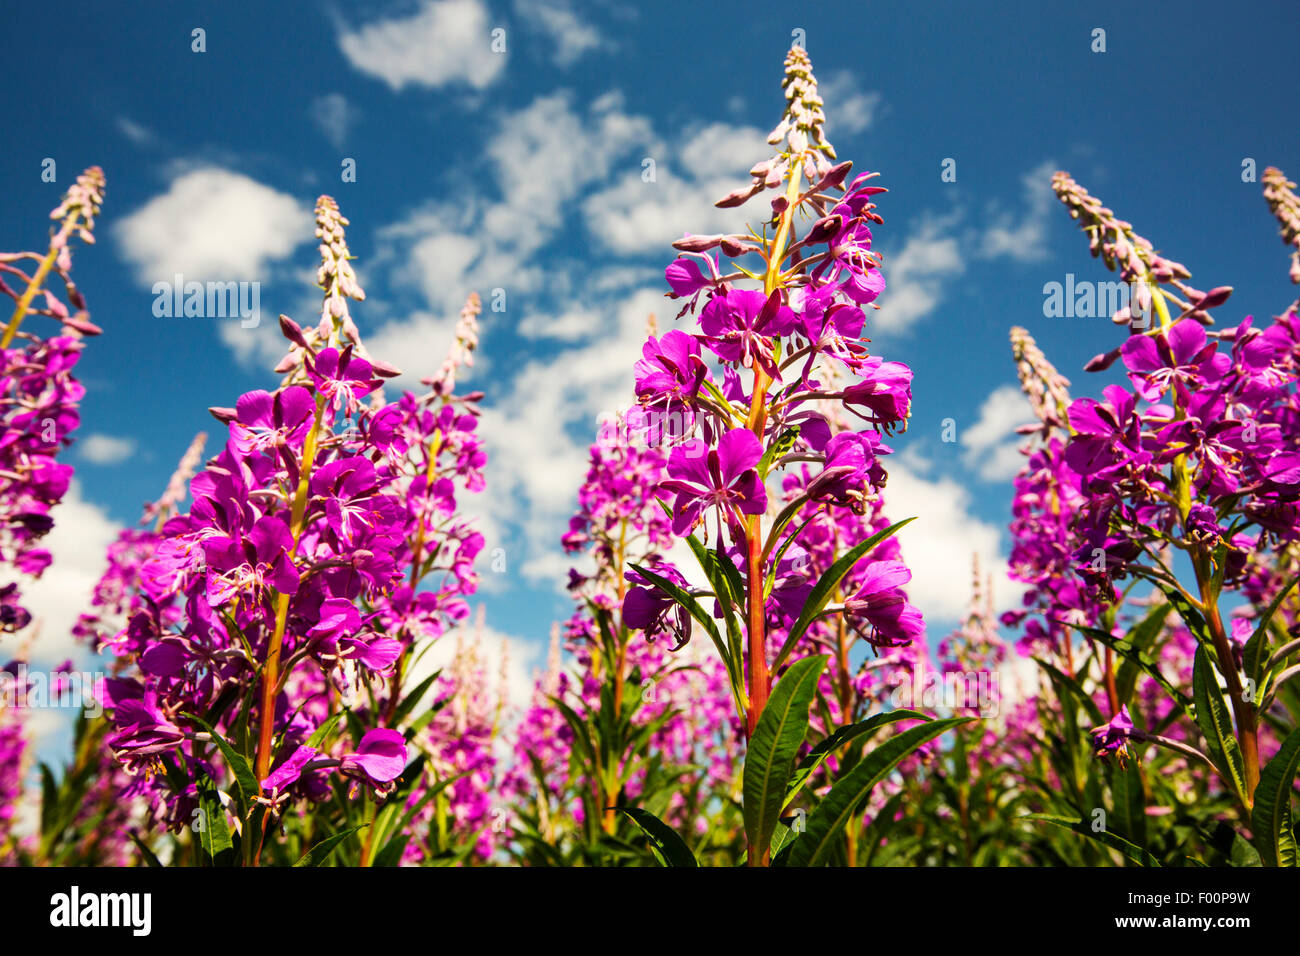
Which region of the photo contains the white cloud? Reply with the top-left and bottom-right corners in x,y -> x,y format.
514,0 -> 605,66
820,71 -> 883,135
517,306 -> 603,341
960,384 -> 1032,481
336,0 -> 505,91
309,93 -> 360,149
873,161 -> 1056,335
114,168 -> 313,284
881,462 -> 1023,624
875,218 -> 965,335
980,160 -> 1056,263
77,434 -> 138,466
373,91 -> 654,317
115,117 -> 157,146
478,287 -> 663,587
583,122 -> 767,256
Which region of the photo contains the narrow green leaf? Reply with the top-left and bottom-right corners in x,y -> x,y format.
615,807 -> 698,867
784,709 -> 931,808
184,712 -> 260,815
197,787 -> 234,867
628,562 -> 730,670
1115,603 -> 1172,706
1036,658 -> 1105,726
293,826 -> 367,867
1025,814 -> 1162,867
1129,569 -> 1211,650
1252,726 -> 1300,866
785,716 -> 969,866
389,669 -> 443,728
1192,646 -> 1248,804
743,655 -> 827,857
307,713 -> 344,750
1069,623 -> 1192,713
1245,569 -> 1300,689
772,518 -> 915,671
127,830 -> 164,868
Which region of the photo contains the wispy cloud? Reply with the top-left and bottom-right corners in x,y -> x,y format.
514,0 -> 606,66
77,434 -> 138,466
819,70 -> 883,135
309,93 -> 361,149
336,0 -> 506,91
960,384 -> 1032,481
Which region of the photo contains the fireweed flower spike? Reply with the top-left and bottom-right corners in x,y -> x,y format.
86,197 -> 488,865
1051,171 -> 1233,335
0,167 -> 106,636
1262,166 -> 1300,286
1005,169 -> 1300,843
618,44 -> 935,868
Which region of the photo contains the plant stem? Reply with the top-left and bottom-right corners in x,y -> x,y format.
742,158 -> 804,868
254,398 -> 326,787
1,219 -> 76,349
1198,570 -> 1260,805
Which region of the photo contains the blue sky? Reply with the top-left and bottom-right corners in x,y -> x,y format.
2,0 -> 1298,707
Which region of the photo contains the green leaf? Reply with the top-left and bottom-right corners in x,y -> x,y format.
1069,623 -> 1192,714
1111,763 -> 1147,852
184,712 -> 260,815
628,562 -> 730,672
784,709 -> 931,808
293,826 -> 367,867
197,787 -> 234,867
389,669 -> 443,728
1129,568 -> 1211,650
743,655 -> 827,858
307,713 -> 344,750
757,427 -> 800,479
1036,658 -> 1105,726
1204,822 -> 1261,867
772,517 -> 915,672
126,830 -> 163,868
1025,814 -> 1162,866
681,535 -> 745,700
615,807 -> 698,867
1192,646 -> 1248,804
1115,603 -> 1172,707
1252,726 -> 1300,866
785,716 -> 969,866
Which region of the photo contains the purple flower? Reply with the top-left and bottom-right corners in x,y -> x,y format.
623,562 -> 692,648
201,514 -> 300,607
227,386 -> 316,457
840,358 -> 913,429
665,257 -> 711,297
1120,320 -> 1231,401
844,560 -> 924,648
659,428 -> 767,535
1089,706 -> 1135,764
339,728 -> 408,786
261,744 -> 320,792
806,431 -> 885,510
699,290 -> 796,378
634,330 -> 710,414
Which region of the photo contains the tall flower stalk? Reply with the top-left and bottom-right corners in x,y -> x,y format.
620,44 -> 962,868
1007,169 -> 1300,864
